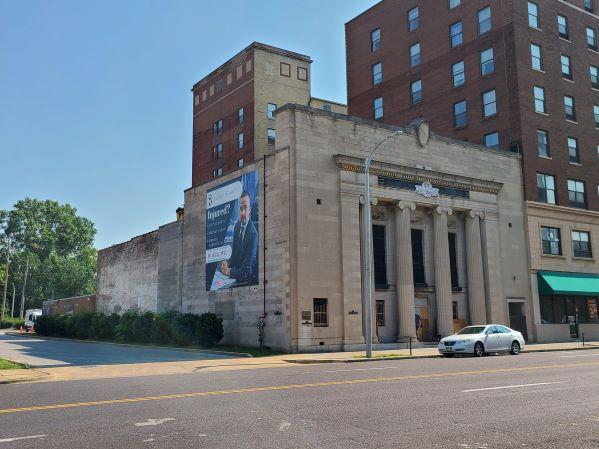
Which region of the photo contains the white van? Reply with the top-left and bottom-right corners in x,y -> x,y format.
24,309 -> 42,331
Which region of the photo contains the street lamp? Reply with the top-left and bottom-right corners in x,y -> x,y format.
363,129 -> 404,358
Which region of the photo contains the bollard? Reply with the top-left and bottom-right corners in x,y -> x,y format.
409,337 -> 412,356
582,332 -> 585,347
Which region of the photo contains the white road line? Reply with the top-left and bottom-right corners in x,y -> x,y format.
135,418 -> 175,427
0,435 -> 47,443
560,353 -> 599,358
462,381 -> 567,393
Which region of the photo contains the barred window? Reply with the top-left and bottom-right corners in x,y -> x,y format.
313,298 -> 328,327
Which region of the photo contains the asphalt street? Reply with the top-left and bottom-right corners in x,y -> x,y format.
1,349 -> 599,448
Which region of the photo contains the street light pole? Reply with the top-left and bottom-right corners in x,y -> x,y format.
363,129 -> 404,358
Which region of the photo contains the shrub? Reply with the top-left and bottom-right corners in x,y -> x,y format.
171,313 -> 201,346
196,313 -> 223,346
115,311 -> 138,343
0,317 -> 25,330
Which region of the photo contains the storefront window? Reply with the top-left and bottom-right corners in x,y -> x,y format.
540,296 -> 598,324
588,299 -> 599,322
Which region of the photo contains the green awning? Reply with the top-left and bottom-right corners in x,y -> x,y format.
538,271 -> 599,296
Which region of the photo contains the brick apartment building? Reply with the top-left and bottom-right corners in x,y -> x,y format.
191,42 -> 346,187
346,0 -> 599,341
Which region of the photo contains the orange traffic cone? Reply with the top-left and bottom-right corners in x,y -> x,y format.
19,326 -> 23,333
30,324 -> 35,333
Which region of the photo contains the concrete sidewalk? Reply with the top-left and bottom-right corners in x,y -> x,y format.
1,339 -> 598,384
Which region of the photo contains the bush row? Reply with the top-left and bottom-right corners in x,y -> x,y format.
35,311 -> 224,347
0,317 -> 25,330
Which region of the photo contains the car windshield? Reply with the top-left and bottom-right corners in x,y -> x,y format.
456,326 -> 487,335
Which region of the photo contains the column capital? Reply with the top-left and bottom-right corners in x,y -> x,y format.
359,195 -> 378,206
397,200 -> 416,211
468,210 -> 485,220
435,206 -> 453,216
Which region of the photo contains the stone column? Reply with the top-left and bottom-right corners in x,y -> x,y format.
465,211 -> 487,325
359,195 -> 379,344
395,201 -> 417,341
433,206 -> 454,338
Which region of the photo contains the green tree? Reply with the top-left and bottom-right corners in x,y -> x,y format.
0,198 -> 97,315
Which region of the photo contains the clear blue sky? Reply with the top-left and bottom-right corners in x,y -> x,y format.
0,0 -> 378,249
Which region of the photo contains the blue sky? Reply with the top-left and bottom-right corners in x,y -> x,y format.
0,0 -> 378,249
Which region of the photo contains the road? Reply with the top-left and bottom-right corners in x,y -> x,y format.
1,349 -> 599,448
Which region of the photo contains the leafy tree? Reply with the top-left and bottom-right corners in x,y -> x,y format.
0,198 -> 97,315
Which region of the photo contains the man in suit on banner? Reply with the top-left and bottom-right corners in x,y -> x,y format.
220,191 -> 258,285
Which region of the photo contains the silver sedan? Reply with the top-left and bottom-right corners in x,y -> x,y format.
437,324 -> 525,357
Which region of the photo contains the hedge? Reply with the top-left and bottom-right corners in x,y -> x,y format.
0,317 -> 25,330
35,311 -> 223,347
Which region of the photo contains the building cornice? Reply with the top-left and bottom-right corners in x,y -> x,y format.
334,155 -> 504,195
526,201 -> 599,219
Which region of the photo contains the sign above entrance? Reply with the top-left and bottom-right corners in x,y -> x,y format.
415,181 -> 439,198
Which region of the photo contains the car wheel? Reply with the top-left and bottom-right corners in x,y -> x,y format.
510,341 -> 520,355
473,342 -> 485,357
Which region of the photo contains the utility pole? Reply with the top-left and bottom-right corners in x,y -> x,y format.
1,236 -> 11,321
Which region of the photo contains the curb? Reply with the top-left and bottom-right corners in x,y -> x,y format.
3,332 -> 253,358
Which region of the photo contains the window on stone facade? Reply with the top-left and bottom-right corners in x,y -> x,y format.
238,107 -> 244,124
452,301 -> 459,320
452,61 -> 465,87
482,89 -> 497,117
297,66 -> 308,81
585,0 -> 595,13
477,7 -> 492,35
534,86 -> 546,113
411,79 -> 423,104
371,28 -> 381,52
449,0 -> 460,10
588,27 -> 597,51
561,54 -> 573,80
480,48 -> 494,76
453,100 -> 467,127
448,233 -> 459,289
267,128 -> 276,145
572,231 -> 592,258
594,105 -> 599,127
411,229 -> 426,285
409,43 -> 421,68
528,2 -> 539,28
568,137 -> 580,163
376,300 -> 385,327
568,179 -> 587,209
323,104 -> 332,112
313,298 -> 328,327
450,21 -> 463,48
280,62 -> 291,77
537,173 -> 556,204
373,97 -> 384,119
373,225 -> 388,289
564,95 -> 576,121
541,226 -> 562,256
237,132 -> 244,150
484,132 -> 499,148
408,7 -> 419,31
591,65 -> 599,89
537,129 -> 550,157
372,62 -> 383,85
531,44 -> 543,70
267,103 -> 277,119
558,15 -> 569,40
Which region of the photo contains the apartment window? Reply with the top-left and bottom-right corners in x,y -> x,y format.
371,28 -> 381,52
537,129 -> 550,157
376,300 -> 385,327
238,107 -> 244,124
588,27 -> 598,51
212,143 -> 223,160
373,97 -> 384,119
564,95 -> 576,121
408,6 -> 419,31
568,137 -> 580,163
214,119 -> 223,136
409,43 -> 421,68
541,226 -> 562,256
484,132 -> 499,148
237,132 -> 244,150
267,128 -> 276,145
534,86 -> 546,113
450,21 -> 463,48
372,62 -> 383,85
477,7 -> 492,35
313,298 -> 328,327
194,94 -> 199,106
561,55 -> 572,80
215,79 -> 223,94
528,2 -> 539,28
558,15 -> 569,40
568,179 -> 587,209
373,225 -> 388,288
482,89 -> 497,117
480,48 -> 494,76
592,105 -> 599,127
572,231 -> 592,258
449,0 -> 460,9
448,233 -> 459,289
452,61 -> 465,87
531,44 -> 543,70
591,65 -> 599,88
238,158 -> 244,168
453,100 -> 467,127
537,173 -> 556,204
411,79 -> 423,104
267,103 -> 277,119
411,229 -> 425,285
585,0 -> 595,13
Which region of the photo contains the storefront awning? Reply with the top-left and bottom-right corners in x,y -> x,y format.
538,271 -> 599,296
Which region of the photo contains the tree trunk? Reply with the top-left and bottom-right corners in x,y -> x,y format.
11,283 -> 16,318
20,260 -> 29,319
1,245 -> 10,321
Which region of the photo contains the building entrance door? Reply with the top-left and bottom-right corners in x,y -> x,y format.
508,302 -> 528,341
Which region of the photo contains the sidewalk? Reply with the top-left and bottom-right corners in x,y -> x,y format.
1,339 -> 597,384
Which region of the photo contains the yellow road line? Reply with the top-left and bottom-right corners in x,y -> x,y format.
1,361 -> 597,415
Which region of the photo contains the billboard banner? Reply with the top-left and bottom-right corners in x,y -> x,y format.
205,170 -> 259,291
